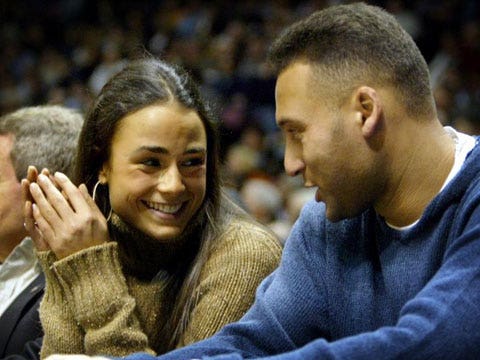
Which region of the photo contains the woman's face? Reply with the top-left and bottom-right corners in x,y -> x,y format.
100,101 -> 208,242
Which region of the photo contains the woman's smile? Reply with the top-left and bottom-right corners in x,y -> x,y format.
142,200 -> 186,220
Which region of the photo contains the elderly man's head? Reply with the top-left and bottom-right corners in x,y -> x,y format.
0,105 -> 83,261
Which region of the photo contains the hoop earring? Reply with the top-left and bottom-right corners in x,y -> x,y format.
92,181 -> 101,202
105,209 -> 112,222
92,181 -> 112,222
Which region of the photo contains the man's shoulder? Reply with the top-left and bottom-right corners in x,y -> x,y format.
445,140 -> 480,203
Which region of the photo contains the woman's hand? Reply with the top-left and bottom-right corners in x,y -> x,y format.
27,171 -> 110,259
22,166 -> 50,251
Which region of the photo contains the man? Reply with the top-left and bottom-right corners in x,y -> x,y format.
0,105 -> 83,359
47,3 -> 480,359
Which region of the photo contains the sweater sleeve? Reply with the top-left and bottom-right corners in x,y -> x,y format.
36,250 -> 83,359
175,221 -> 282,347
47,243 -> 155,357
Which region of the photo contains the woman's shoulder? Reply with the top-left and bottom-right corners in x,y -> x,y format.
213,216 -> 282,259
198,216 -> 281,288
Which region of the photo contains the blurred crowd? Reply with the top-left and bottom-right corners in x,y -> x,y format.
1,0 -> 479,242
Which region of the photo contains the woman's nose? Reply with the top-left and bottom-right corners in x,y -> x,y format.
156,165 -> 186,194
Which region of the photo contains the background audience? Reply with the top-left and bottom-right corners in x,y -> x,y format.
1,0 -> 479,237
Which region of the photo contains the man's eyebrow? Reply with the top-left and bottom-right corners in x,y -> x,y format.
277,118 -> 297,128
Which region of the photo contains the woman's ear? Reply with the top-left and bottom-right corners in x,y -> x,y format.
354,86 -> 383,139
98,164 -> 109,184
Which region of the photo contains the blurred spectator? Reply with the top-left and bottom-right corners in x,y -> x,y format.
240,176 -> 283,227
1,0 -> 479,240
88,41 -> 126,94
223,143 -> 261,191
270,187 -> 317,244
385,0 -> 421,40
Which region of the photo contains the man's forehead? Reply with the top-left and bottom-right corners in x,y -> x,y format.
275,64 -> 320,125
276,62 -> 312,86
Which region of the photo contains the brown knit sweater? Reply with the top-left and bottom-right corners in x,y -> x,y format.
37,214 -> 281,358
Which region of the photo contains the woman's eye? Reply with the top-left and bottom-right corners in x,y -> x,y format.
183,157 -> 205,167
142,158 -> 160,167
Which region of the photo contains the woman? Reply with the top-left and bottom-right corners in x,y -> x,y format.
23,58 -> 282,358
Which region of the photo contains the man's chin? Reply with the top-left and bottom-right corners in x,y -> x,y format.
325,211 -> 345,223
324,203 -> 353,223
325,203 -> 369,223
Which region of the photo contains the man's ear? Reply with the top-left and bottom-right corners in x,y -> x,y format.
353,86 -> 382,139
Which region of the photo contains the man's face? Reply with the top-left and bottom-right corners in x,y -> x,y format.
0,134 -> 26,258
275,62 -> 383,222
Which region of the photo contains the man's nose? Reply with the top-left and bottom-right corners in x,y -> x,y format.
284,150 -> 305,177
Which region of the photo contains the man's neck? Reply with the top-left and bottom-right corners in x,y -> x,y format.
376,122 -> 456,227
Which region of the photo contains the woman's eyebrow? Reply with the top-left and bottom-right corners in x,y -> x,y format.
135,145 -> 169,154
134,146 -> 206,155
184,147 -> 206,155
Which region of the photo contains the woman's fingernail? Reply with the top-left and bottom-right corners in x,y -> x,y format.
54,172 -> 68,182
37,174 -> 47,183
30,182 -> 39,192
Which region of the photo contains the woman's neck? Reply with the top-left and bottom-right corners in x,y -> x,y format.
109,213 -> 200,279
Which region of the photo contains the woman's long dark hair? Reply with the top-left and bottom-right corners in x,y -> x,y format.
74,57 -> 224,349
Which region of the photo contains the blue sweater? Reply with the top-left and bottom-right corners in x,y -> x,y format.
125,141 -> 480,359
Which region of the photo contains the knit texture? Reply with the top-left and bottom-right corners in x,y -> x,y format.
144,140 -> 480,360
37,215 -> 281,358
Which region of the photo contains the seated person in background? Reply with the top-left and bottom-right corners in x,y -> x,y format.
0,105 -> 83,359
47,3 -> 480,359
23,58 -> 282,359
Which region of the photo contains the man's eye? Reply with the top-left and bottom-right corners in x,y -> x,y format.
285,127 -> 298,134
286,128 -> 301,140
142,158 -> 160,167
